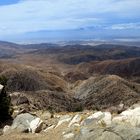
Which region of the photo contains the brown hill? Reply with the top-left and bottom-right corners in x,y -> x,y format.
76,57 -> 140,78
0,41 -> 140,113
73,75 -> 140,110
0,41 -> 23,58
10,90 -> 80,112
1,64 -> 140,112
64,71 -> 88,83
0,65 -> 68,92
28,44 -> 140,64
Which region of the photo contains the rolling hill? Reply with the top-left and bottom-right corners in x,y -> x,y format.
76,57 -> 140,78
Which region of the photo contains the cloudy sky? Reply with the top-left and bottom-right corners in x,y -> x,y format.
0,0 -> 140,42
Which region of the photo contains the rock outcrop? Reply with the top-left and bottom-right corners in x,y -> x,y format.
3,113 -> 43,134
2,106 -> 140,140
73,75 -> 140,110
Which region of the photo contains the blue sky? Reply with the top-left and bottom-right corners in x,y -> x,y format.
0,0 -> 140,42
0,0 -> 19,6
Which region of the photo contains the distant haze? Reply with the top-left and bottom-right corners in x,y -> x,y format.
0,0 -> 140,43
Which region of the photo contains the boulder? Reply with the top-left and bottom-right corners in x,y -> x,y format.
40,111 -> 52,120
82,111 -> 104,125
0,84 -> 4,92
112,116 -> 127,124
68,114 -> 82,127
29,117 -> 43,133
97,131 -> 122,140
98,112 -> 112,126
16,96 -> 29,105
7,113 -> 44,133
75,124 -> 140,140
11,113 -> 42,132
3,125 -> 11,134
75,126 -> 105,140
55,115 -> 72,128
112,107 -> 140,127
63,133 -> 75,139
44,125 -> 55,132
11,113 -> 35,132
82,111 -> 112,126
106,125 -> 140,140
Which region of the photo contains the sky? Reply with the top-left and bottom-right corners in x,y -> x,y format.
0,0 -> 140,42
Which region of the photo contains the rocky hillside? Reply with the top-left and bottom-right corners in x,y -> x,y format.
7,74 -> 140,113
31,44 -> 140,64
1,104 -> 140,140
10,90 -> 81,113
0,66 -> 68,92
0,41 -> 23,58
1,41 -> 140,64
76,57 -> 140,78
0,41 -> 140,140
73,75 -> 140,110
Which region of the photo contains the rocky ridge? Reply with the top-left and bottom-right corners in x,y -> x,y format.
1,105 -> 140,140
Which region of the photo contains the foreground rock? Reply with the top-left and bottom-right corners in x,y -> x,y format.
55,115 -> 72,128
29,117 -> 43,133
2,105 -> 140,140
0,84 -> 4,92
113,106 -> 140,127
75,124 -> 140,140
62,107 -> 140,140
3,113 -> 43,134
82,111 -> 112,126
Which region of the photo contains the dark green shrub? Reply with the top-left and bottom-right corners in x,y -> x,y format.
0,76 -> 8,86
0,86 -> 11,124
71,102 -> 84,112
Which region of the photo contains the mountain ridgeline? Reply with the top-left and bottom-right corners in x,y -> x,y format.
0,40 -> 140,113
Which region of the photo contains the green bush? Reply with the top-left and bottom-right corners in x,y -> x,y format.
0,76 -> 8,86
71,102 -> 84,112
0,86 -> 11,124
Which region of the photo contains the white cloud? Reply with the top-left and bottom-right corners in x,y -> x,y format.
0,0 -> 140,36
108,22 -> 140,30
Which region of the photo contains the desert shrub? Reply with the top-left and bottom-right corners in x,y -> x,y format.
6,69 -> 48,91
0,87 -> 11,124
70,102 -> 84,112
0,75 -> 8,86
74,104 -> 84,112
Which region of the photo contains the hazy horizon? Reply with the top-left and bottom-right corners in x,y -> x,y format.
0,0 -> 140,42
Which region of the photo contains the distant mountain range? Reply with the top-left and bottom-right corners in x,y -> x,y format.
2,26 -> 140,43
0,40 -> 140,112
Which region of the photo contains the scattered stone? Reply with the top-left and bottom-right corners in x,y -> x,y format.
2,102 -> 140,139
44,125 -> 55,132
29,117 -> 43,133
6,113 -> 43,134
99,112 -> 112,126
3,125 -> 11,134
11,113 -> 35,132
112,107 -> 140,127
40,111 -> 52,120
55,115 -> 72,128
63,133 -> 75,139
68,114 -> 82,127
10,92 -> 20,97
112,116 -> 127,124
111,124 -> 140,140
75,124 -> 140,140
98,131 -> 122,140
16,96 -> 29,105
82,111 -> 104,125
87,111 -> 104,120
0,84 -> 4,92
75,126 -> 104,140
